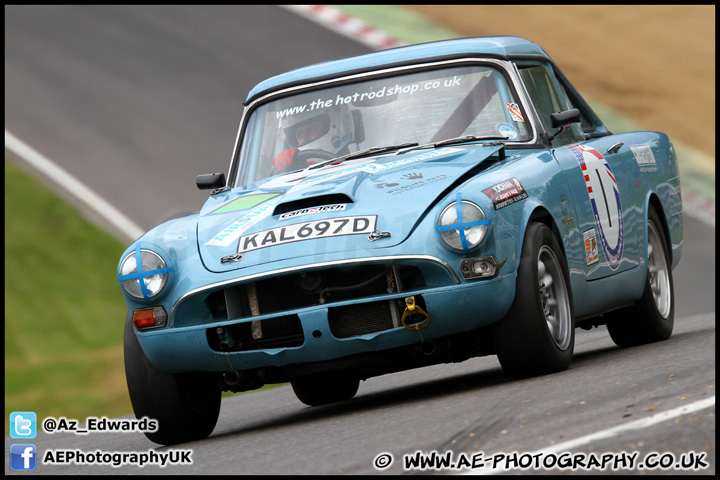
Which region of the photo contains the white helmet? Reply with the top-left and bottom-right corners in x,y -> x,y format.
281,104 -> 357,155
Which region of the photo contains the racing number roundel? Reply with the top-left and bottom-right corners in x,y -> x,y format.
568,145 -> 624,270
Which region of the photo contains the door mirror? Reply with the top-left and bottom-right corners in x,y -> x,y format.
550,108 -> 581,129
547,109 -> 582,143
196,173 -> 226,190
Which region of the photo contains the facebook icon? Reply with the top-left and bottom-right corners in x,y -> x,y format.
10,444 -> 37,471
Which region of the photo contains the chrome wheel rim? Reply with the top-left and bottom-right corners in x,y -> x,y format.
647,221 -> 671,318
537,246 -> 572,350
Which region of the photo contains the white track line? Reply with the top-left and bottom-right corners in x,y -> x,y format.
464,395 -> 715,474
5,129 -> 145,242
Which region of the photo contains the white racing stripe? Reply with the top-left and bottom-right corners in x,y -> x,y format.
5,130 -> 145,242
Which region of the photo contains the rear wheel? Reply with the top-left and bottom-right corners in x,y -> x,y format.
605,207 -> 674,347
291,377 -> 359,406
124,315 -> 221,445
492,222 -> 575,378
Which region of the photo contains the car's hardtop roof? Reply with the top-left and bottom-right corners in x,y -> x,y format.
245,36 -> 550,104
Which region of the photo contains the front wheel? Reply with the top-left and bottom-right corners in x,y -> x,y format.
492,222 -> 575,379
124,315 -> 221,445
605,207 -> 674,347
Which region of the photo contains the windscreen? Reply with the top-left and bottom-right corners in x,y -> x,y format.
235,64 -> 531,187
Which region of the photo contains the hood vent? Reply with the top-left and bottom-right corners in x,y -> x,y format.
273,193 -> 353,216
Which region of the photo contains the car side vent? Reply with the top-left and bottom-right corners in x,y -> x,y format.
273,194 -> 353,216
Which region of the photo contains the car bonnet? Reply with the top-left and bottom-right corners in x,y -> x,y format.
197,145 -> 501,273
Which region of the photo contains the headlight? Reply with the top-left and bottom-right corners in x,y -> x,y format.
437,199 -> 490,252
118,248 -> 171,300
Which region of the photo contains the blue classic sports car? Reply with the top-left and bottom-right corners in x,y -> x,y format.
118,37 -> 683,445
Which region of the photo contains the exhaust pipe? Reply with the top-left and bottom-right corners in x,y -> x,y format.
221,370 -> 241,389
220,368 -> 268,392
419,340 -> 435,356
417,337 -> 452,356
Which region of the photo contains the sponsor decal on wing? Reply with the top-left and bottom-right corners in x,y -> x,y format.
206,197 -> 281,247
482,177 -> 528,210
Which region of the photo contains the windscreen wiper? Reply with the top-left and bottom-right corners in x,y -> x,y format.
432,135 -> 508,147
341,142 -> 420,161
308,142 -> 419,170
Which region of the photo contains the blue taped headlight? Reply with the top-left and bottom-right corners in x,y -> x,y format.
437,200 -> 490,252
118,248 -> 171,300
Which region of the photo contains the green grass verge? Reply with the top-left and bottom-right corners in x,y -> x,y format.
4,159 -> 284,436
4,159 -> 132,434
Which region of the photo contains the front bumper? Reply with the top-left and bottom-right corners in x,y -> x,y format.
136,273 -> 515,374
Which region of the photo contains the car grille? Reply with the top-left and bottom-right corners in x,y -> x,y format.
207,315 -> 304,352
254,264 -> 394,314
329,300 -> 396,339
202,264 -> 429,352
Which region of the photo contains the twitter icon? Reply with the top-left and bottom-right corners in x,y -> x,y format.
10,412 -> 37,439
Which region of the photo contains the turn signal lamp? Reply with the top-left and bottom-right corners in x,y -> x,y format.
133,306 -> 167,330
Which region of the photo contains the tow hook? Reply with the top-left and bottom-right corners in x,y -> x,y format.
401,296 -> 432,351
401,295 -> 430,329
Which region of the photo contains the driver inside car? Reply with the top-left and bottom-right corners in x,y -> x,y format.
272,104 -> 357,173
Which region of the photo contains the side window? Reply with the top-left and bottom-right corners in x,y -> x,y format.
556,78 -> 602,135
517,64 -> 585,145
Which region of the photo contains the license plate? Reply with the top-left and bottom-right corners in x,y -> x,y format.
237,215 -> 377,253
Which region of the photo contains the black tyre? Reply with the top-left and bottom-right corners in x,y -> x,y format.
492,222 -> 575,378
124,315 -> 221,445
605,207 -> 674,347
291,377 -> 360,406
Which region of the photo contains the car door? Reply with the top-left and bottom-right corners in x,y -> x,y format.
516,61 -> 638,281
553,137 -> 639,280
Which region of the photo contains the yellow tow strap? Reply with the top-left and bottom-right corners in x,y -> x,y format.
400,296 -> 430,330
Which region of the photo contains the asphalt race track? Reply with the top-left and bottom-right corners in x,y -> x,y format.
5,5 -> 715,475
